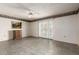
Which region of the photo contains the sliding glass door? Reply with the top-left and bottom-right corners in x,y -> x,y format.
39,19 -> 54,39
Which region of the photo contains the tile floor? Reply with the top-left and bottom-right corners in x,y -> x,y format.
0,37 -> 78,55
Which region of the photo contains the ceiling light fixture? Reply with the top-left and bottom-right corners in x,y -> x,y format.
28,12 -> 34,18
29,12 -> 33,15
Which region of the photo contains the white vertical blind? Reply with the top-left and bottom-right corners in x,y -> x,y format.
39,19 -> 54,39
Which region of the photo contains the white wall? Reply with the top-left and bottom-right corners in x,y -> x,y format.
22,21 -> 29,37
53,15 -> 78,44
0,18 -> 11,41
30,14 -> 78,44
29,22 -> 39,37
27,22 -> 34,36
77,13 -> 79,45
0,17 -> 29,41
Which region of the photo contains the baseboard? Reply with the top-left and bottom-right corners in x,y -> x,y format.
26,36 -> 78,46
9,36 -> 78,46
26,36 -> 53,39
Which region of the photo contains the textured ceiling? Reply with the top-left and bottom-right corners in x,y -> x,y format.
0,3 -> 79,20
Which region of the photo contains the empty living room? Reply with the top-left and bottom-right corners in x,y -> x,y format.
0,3 -> 79,55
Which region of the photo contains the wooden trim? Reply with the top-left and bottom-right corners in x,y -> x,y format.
29,9 -> 79,22
77,8 -> 79,13
0,14 -> 31,22
0,8 -> 78,22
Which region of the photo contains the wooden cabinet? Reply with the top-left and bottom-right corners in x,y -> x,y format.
13,30 -> 22,40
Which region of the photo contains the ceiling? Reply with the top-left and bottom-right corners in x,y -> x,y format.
0,3 -> 78,21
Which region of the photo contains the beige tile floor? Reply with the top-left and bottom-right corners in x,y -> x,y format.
0,37 -> 78,55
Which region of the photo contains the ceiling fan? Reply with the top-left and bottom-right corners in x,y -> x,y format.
18,3 -> 39,19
